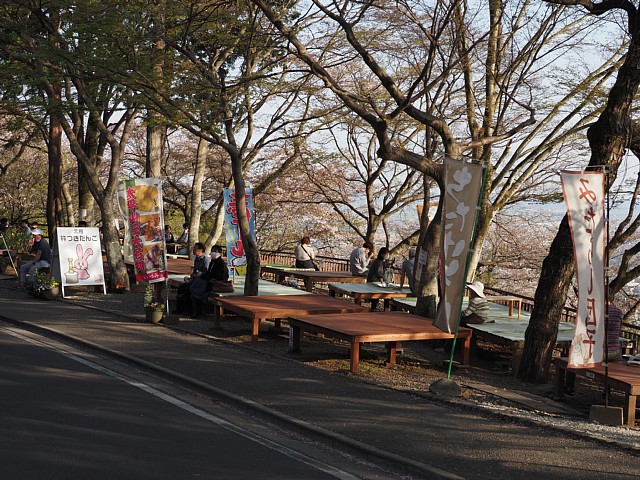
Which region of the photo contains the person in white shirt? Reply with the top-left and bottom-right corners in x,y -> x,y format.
349,242 -> 373,276
294,236 -> 317,269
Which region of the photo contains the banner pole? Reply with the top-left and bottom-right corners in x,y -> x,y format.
0,233 -> 18,279
604,167 -> 610,408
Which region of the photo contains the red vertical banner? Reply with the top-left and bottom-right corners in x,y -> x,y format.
434,158 -> 484,333
121,178 -> 168,283
561,171 -> 605,368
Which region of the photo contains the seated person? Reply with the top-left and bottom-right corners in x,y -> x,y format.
294,236 -> 317,269
350,242 -> 373,276
18,229 -> 52,288
175,242 -> 210,315
366,247 -> 389,310
189,245 -> 230,317
460,281 -> 490,325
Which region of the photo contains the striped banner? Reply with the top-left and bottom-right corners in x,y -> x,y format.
561,171 -> 605,368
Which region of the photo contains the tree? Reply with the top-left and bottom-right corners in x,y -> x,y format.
252,0 -> 612,318
519,0 -> 640,382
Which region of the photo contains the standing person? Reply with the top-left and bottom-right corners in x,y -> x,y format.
460,281 -> 490,325
366,247 -> 390,311
18,229 -> 52,288
20,220 -> 32,236
350,242 -> 373,277
606,299 -> 623,361
176,222 -> 190,255
164,225 -> 175,244
399,247 -> 416,290
294,236 -> 317,269
174,242 -> 210,315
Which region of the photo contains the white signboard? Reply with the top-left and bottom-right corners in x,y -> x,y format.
56,227 -> 106,297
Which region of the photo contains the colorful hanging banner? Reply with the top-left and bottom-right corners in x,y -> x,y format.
561,171 -> 605,368
223,187 -> 255,276
121,178 -> 168,283
55,227 -> 106,297
434,158 -> 484,333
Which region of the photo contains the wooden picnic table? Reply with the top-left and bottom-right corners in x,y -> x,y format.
485,295 -> 522,319
288,311 -> 472,374
471,318 -> 574,376
285,270 -> 367,292
166,257 -> 194,275
329,282 -> 413,310
260,264 -> 316,283
212,294 -> 367,342
391,296 -> 523,319
554,357 -> 640,426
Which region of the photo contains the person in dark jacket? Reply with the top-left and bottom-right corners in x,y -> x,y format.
366,247 -> 389,310
175,243 -> 210,315
189,245 -> 229,317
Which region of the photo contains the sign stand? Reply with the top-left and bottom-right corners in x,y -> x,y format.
55,227 -> 107,297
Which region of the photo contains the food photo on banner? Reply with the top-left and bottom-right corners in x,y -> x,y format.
121,178 -> 169,283
55,226 -> 106,296
223,187 -> 256,276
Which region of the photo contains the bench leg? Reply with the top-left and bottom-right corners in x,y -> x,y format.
212,304 -> 222,330
304,279 -> 313,292
251,318 -> 261,343
350,341 -> 360,373
555,367 -> 566,398
458,334 -> 471,366
624,395 -> 637,427
386,341 -> 401,368
512,347 -> 523,377
289,325 -> 302,353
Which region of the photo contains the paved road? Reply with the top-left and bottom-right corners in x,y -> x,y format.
0,325 -> 391,480
1,281 -> 639,479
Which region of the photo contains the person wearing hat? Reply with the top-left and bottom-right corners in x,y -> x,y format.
18,228 -> 52,288
460,281 -> 490,325
350,242 -> 374,276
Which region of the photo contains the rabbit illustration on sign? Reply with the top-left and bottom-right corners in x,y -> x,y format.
73,244 -> 94,280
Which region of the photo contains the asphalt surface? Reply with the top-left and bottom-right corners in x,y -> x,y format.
1,279 -> 639,480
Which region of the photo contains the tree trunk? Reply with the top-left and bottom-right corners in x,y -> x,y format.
146,118 -> 164,178
414,203 -> 442,319
47,110 -> 64,240
188,137 -> 207,251
229,149 -> 259,296
100,199 -> 129,290
519,33 -> 640,382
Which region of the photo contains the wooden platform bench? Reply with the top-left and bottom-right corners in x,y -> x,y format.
212,294 -> 367,343
554,357 -> 640,426
288,311 -> 472,374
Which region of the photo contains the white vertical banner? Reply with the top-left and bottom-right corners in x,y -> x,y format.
561,171 -> 606,368
434,158 -> 483,333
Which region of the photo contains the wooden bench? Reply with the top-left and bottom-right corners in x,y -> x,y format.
212,294 -> 367,342
554,357 -> 640,426
288,311 -> 472,374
